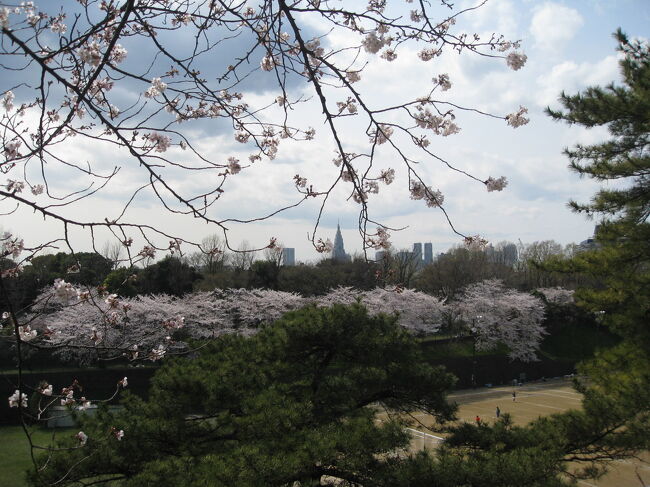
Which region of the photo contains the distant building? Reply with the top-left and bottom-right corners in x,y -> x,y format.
332,224 -> 351,262
424,243 -> 433,264
375,250 -> 387,262
412,243 -> 422,261
578,225 -> 602,252
485,242 -> 518,266
282,247 -> 295,266
396,250 -> 413,262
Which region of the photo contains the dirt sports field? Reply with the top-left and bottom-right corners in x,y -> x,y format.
404,379 -> 650,487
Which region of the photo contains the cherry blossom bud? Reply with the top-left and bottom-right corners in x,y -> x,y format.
2,90 -> 14,111
315,238 -> 333,253
0,8 -> 10,30
18,325 -> 37,341
486,176 -> 508,192
149,345 -> 166,361
148,132 -> 171,152
435,74 -> 452,91
464,235 -> 488,251
111,44 -> 128,64
145,78 -> 167,98
293,175 -> 307,188
379,168 -> 395,185
77,397 -> 91,410
362,32 -> 385,54
260,55 -> 276,71
370,124 -> 393,144
8,390 -> 28,408
381,49 -> 397,62
346,71 -> 361,84
138,245 -> 156,259
111,427 -> 124,440
227,157 -> 241,174
6,180 -> 25,193
75,431 -> 88,446
506,51 -> 527,71
506,106 -> 529,128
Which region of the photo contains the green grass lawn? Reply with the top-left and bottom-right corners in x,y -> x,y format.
0,426 -> 74,487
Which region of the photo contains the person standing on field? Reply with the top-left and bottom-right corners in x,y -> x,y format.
496,406 -> 501,418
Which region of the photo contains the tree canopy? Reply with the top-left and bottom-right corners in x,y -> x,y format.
29,305 -> 457,486
544,29 -> 650,472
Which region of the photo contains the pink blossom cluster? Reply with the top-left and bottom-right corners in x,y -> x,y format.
536,287 -> 575,305
2,232 -> 24,258
2,90 -> 14,111
366,227 -> 391,250
485,176 -> 508,192
413,107 -> 460,136
8,390 -> 28,408
315,238 -> 333,253
506,106 -> 530,128
506,51 -> 528,71
3,139 -> 21,160
148,132 -> 171,153
145,78 -> 167,98
454,279 -> 546,361
369,124 -> 393,144
410,181 -> 444,208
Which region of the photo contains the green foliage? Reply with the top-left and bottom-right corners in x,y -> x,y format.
541,29 -> 650,476
137,256 -> 200,296
0,426 -> 75,487
547,29 -> 649,224
103,267 -> 139,298
1,252 -> 112,313
29,305 -> 457,486
248,259 -> 281,289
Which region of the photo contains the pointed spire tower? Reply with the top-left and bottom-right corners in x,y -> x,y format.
332,223 -> 349,262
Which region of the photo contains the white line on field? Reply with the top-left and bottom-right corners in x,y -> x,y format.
524,386 -> 582,396
519,391 -> 582,401
516,401 -> 568,410
405,428 -> 444,441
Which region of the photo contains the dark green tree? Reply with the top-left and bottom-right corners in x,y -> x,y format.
542,28 -> 650,472
103,267 -> 140,298
29,305 -> 456,486
248,259 -> 281,289
136,256 -> 200,296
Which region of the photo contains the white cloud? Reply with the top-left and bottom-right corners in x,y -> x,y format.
536,54 -> 619,107
530,2 -> 584,51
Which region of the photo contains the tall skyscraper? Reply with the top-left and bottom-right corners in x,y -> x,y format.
282,247 -> 295,266
424,242 -> 433,264
413,243 -> 422,261
332,223 -> 350,262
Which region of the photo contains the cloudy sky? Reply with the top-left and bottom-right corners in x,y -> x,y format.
2,0 -> 649,263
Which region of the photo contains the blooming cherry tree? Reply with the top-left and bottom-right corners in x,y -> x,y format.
453,279 -> 546,361
23,283 -> 447,364
317,286 -> 445,335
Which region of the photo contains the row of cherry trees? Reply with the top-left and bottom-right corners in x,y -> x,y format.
10,279 -> 549,367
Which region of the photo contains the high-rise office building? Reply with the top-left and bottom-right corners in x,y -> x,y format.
282,247 -> 295,266
424,242 -> 433,264
332,224 -> 350,262
412,243 -> 422,261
